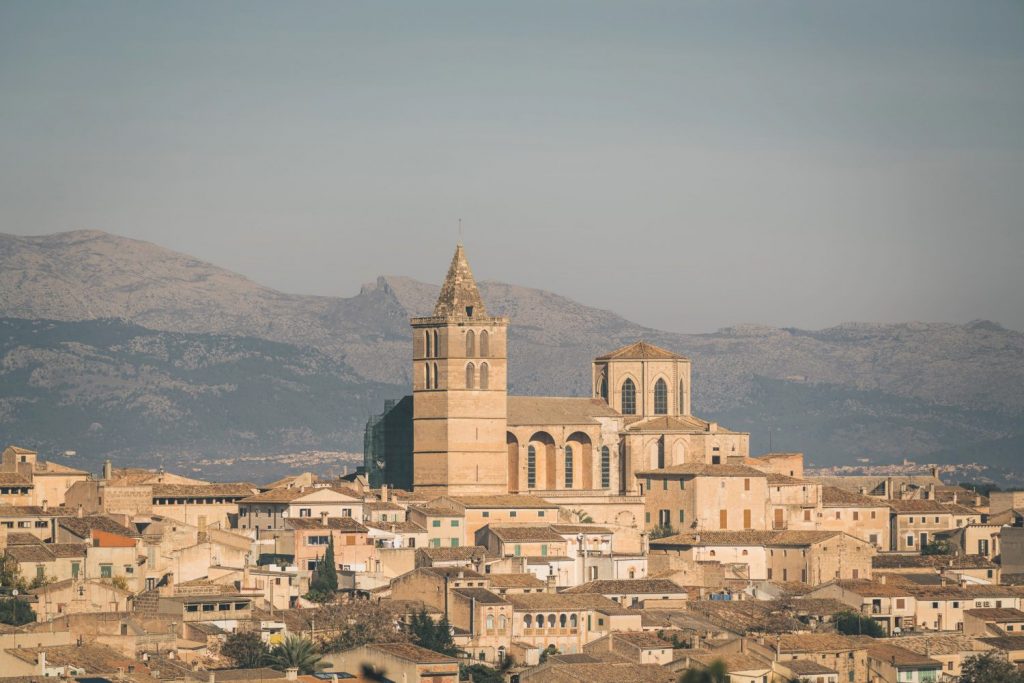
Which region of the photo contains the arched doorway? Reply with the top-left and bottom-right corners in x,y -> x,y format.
507,433 -> 520,493
529,432 -> 556,491
567,431 -> 593,489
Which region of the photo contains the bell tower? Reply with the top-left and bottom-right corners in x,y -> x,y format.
411,244 -> 509,495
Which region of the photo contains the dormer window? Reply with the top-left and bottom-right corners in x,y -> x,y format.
466,306 -> 474,317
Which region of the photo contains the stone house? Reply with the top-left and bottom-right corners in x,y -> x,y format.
888,500 -> 955,552
807,579 -> 917,635
1,446 -> 88,508
323,643 -> 459,683
584,630 -> 675,665
637,464 -> 768,532
406,499 -> 467,549
963,607 -> 1024,635
29,578 -> 132,620
818,485 -> 891,549
561,578 -> 687,608
504,591 -> 640,654
237,486 -> 364,534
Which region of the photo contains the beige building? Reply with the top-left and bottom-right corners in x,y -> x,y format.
1,446 -> 88,508
638,463 -> 768,532
411,244 -> 510,496
889,499 -> 956,552
375,245 -> 749,518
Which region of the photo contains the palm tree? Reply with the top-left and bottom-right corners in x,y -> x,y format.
679,660 -> 727,683
265,634 -> 325,674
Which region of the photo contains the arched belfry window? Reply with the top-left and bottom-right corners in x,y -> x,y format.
621,379 -> 636,415
480,363 -> 489,390
527,446 -> 536,489
600,446 -> 610,489
466,363 -> 475,389
679,379 -> 685,414
424,331 -> 432,358
654,378 -> 668,415
433,362 -> 439,389
479,330 -> 489,357
424,363 -> 431,389
466,330 -> 475,357
433,330 -> 439,358
564,446 -> 574,489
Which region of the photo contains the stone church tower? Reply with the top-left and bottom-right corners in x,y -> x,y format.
410,245 -> 509,495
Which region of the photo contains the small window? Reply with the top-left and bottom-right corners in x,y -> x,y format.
432,520 -> 441,528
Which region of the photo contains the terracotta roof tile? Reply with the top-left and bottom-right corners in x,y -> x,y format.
595,341 -> 686,361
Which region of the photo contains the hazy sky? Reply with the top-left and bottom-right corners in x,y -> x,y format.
2,1 -> 1022,333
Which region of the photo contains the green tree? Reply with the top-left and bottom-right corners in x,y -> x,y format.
835,611 -> 886,638
314,599 -> 408,651
921,538 -> 952,555
0,597 -> 36,626
649,524 -> 675,540
0,554 -> 27,592
307,539 -> 339,602
678,660 -> 728,683
409,609 -> 459,656
539,645 -> 559,663
265,634 -> 325,674
959,651 -> 1024,683
459,663 -> 504,683
222,631 -> 270,669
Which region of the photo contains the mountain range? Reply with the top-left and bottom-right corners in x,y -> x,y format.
1,230 -> 1022,481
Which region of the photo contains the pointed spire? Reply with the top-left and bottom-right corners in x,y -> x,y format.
434,244 -> 487,318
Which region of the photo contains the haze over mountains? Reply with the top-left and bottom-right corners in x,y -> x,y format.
1,230 -> 1022,480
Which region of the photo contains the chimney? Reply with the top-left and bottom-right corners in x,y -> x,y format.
285,668 -> 298,681
928,483 -> 936,500
41,499 -> 48,512
208,673 -> 215,683
381,484 -> 389,503
320,511 -> 329,526
76,504 -> 83,518
545,574 -> 557,593
739,638 -> 747,654
103,459 -> 113,480
953,492 -> 958,505
38,651 -> 46,675
931,466 -> 939,480
608,631 -> 614,652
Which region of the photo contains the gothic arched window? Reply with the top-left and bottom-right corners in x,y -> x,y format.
466,330 -> 475,357
654,378 -> 668,415
486,614 -> 494,629
621,378 -> 636,415
601,446 -> 611,489
480,363 -> 489,390
564,446 -> 574,489
479,330 -> 489,357
433,362 -> 439,389
499,615 -> 507,630
424,363 -> 430,389
424,331 -> 432,358
433,330 -> 439,358
527,446 -> 536,489
466,363 -> 475,389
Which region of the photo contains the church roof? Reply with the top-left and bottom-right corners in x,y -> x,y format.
595,341 -> 686,361
433,244 -> 487,318
507,396 -> 620,426
624,414 -> 740,434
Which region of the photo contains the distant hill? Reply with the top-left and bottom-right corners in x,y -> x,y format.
0,317 -> 399,476
1,230 -> 1022,476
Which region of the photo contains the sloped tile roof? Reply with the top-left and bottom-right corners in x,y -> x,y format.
508,396 -> 621,426
484,525 -> 566,543
562,579 -> 685,595
595,341 -> 686,361
284,517 -> 367,532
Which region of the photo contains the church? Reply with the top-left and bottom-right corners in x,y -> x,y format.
364,244 -> 749,524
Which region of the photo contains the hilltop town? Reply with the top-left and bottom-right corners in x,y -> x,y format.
0,246 -> 1020,683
